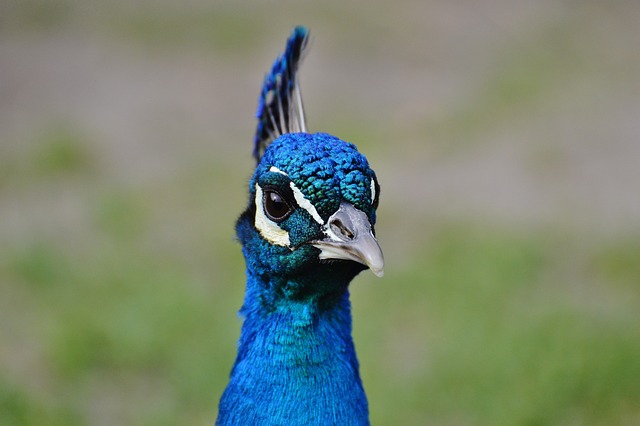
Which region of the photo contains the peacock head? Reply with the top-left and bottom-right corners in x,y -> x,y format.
236,26 -> 382,301
237,132 -> 383,296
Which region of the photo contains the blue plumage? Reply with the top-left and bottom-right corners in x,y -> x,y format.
217,27 -> 383,425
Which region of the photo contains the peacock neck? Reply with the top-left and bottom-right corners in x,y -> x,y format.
239,270 -> 357,365
217,271 -> 369,425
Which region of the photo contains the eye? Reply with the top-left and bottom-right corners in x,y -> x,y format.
263,190 -> 293,222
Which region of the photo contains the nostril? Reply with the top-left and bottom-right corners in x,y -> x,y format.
330,219 -> 355,240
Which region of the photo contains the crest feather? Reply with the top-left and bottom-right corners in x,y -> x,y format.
253,26 -> 309,163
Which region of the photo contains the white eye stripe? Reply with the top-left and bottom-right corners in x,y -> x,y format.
254,184 -> 291,247
289,182 -> 324,225
269,166 -> 288,176
370,179 -> 376,205
268,165 -> 324,225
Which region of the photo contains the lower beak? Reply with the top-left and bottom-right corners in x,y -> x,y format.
311,202 -> 384,277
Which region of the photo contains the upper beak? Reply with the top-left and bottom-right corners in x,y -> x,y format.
311,201 -> 384,277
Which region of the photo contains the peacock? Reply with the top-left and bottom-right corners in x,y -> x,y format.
216,26 -> 384,426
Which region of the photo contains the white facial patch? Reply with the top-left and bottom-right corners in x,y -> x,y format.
370,179 -> 376,205
269,166 -> 288,176
254,184 -> 291,247
290,182 -> 324,225
270,166 -> 324,225
255,165 -> 324,244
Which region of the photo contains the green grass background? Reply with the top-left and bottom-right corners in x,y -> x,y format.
2,1 -> 640,424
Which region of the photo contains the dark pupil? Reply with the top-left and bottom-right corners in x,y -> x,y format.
264,191 -> 290,221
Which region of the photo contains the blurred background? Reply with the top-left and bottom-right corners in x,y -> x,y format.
1,0 -> 639,424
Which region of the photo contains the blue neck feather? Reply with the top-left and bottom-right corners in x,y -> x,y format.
216,217 -> 369,425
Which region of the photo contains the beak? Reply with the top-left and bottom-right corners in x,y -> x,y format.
311,201 -> 384,277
